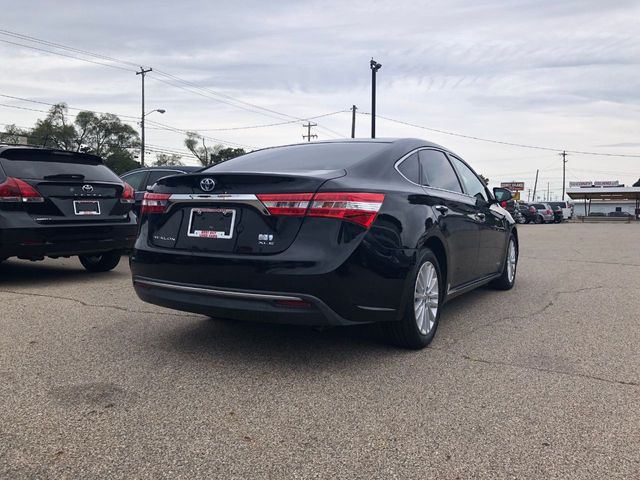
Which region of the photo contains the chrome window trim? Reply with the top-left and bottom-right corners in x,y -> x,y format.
394,147 -> 470,197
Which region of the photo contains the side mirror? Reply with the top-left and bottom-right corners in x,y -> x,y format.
493,187 -> 512,203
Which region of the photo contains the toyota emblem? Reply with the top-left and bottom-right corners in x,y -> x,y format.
82,184 -> 94,193
200,178 -> 216,192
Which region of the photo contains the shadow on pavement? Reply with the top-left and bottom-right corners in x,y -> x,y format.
0,258 -> 126,287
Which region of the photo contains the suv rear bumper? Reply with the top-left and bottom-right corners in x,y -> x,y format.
0,222 -> 137,259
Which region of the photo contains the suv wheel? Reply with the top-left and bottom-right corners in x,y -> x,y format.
535,215 -> 543,224
79,251 -> 122,272
383,249 -> 442,349
490,235 -> 518,290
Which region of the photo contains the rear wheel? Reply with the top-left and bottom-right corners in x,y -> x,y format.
490,235 -> 518,290
535,215 -> 543,224
383,249 -> 442,349
79,251 -> 122,272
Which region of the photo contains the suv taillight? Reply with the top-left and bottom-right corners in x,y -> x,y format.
529,206 -> 536,213
257,192 -> 385,228
141,192 -> 171,214
120,183 -> 135,204
0,177 -> 44,203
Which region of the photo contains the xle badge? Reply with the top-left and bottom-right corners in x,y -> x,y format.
258,233 -> 274,246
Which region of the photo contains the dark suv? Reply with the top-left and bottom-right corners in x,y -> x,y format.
0,146 -> 137,271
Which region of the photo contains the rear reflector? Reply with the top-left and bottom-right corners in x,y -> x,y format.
274,299 -> 312,308
141,192 -> 171,214
0,177 -> 44,203
257,192 -> 385,228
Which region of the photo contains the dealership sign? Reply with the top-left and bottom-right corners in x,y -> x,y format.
569,180 -> 620,188
500,182 -> 524,191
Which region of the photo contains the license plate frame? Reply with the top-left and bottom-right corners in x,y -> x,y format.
73,200 -> 101,216
187,208 -> 236,239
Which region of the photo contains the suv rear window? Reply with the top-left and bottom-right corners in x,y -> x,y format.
0,149 -> 119,182
206,142 -> 390,172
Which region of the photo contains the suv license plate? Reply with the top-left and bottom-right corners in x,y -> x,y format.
73,200 -> 101,216
187,208 -> 236,239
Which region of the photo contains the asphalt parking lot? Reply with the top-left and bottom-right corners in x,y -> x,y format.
1,223 -> 639,479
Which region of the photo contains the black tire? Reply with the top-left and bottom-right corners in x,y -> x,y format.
525,219 -> 531,224
78,251 -> 122,272
535,215 -> 543,224
382,249 -> 443,349
490,234 -> 518,290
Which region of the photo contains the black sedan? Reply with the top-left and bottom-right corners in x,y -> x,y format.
130,139 -> 519,349
0,145 -> 137,271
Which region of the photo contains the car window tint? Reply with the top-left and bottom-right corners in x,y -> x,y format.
147,170 -> 181,186
121,171 -> 147,191
397,152 -> 420,184
208,142 -> 390,172
450,156 -> 488,203
418,150 -> 462,192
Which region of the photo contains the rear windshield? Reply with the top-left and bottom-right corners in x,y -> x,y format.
0,150 -> 119,182
206,142 -> 390,172
548,202 -> 567,208
532,204 -> 546,209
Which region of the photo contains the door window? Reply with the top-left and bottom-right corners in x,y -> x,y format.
450,156 -> 489,203
418,150 -> 462,193
121,171 -> 147,191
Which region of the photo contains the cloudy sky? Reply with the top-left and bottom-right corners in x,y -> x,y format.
1,0 -> 640,197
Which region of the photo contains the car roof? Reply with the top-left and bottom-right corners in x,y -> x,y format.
0,144 -> 103,163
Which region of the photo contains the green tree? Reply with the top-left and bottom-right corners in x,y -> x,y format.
210,147 -> 246,164
184,131 -> 216,166
29,103 -> 77,149
154,153 -> 183,166
1,124 -> 30,144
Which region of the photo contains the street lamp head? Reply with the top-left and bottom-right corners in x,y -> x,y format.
157,109 -> 166,114
370,58 -> 382,71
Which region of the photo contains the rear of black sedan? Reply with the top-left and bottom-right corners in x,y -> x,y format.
131,139 -> 518,348
0,146 -> 138,271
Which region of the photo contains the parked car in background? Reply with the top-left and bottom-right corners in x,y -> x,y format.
531,203 -> 554,224
607,211 -> 634,218
552,205 -> 563,223
514,201 -> 535,224
0,145 -> 137,271
548,201 -> 572,220
121,166 -> 202,216
130,138 -> 519,349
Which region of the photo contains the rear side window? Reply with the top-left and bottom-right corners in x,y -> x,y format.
450,156 -> 488,203
207,142 -> 390,172
418,150 -> 462,193
0,150 -> 119,182
533,204 -> 545,209
121,171 -> 148,191
397,152 -> 420,184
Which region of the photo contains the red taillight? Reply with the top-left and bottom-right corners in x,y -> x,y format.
547,209 -> 552,215
257,192 -> 385,228
120,183 -> 135,204
256,193 -> 313,216
0,177 -> 44,203
529,206 -> 536,213
500,201 -> 507,208
141,192 -> 171,214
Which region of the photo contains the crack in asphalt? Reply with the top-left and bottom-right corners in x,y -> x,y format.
0,289 -> 200,318
459,353 -> 639,387
520,255 -> 640,268
445,285 -> 605,349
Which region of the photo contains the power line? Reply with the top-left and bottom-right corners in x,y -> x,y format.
357,112 -> 640,159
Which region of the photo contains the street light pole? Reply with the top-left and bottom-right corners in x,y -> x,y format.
136,67 -> 152,166
370,58 -> 382,139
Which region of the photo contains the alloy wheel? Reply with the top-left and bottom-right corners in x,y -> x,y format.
507,239 -> 517,283
414,261 -> 439,335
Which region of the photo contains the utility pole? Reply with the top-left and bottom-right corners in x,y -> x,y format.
302,122 -> 317,142
532,169 -> 539,202
560,150 -> 568,200
136,67 -> 152,166
351,105 -> 357,138
547,182 -> 550,201
370,58 -> 382,138
527,189 -> 531,202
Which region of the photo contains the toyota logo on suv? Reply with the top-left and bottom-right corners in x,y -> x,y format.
200,178 -> 216,192
82,184 -> 94,193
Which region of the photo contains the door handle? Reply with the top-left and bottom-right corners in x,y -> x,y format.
434,205 -> 449,214
475,212 -> 486,221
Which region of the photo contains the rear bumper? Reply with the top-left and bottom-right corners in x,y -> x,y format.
133,276 -> 360,326
0,222 -> 138,259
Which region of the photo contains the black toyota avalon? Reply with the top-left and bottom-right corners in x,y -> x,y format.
0,145 -> 138,271
130,139 -> 518,348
